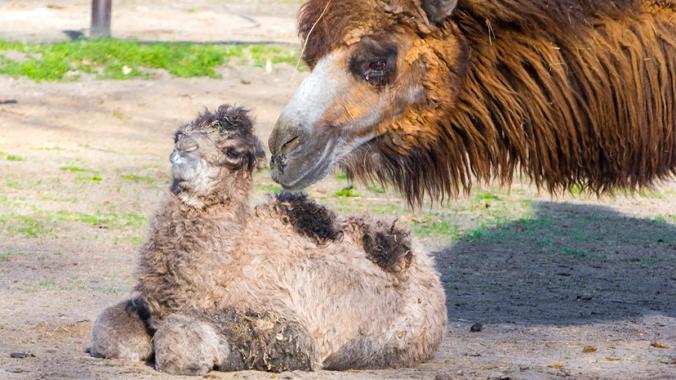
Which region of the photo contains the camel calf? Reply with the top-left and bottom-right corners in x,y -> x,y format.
90,105 -> 446,375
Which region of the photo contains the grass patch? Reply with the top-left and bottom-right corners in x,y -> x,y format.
413,220 -> 460,239
37,278 -> 57,289
55,210 -> 145,229
111,110 -> 130,121
333,187 -> 361,198
561,247 -> 588,258
60,165 -> 92,173
6,154 -> 25,161
368,203 -> 402,216
367,185 -> 386,194
255,184 -> 282,194
5,179 -> 20,189
13,215 -> 51,238
78,175 -> 103,182
121,174 -> 155,185
476,192 -> 501,201
0,38 -> 301,81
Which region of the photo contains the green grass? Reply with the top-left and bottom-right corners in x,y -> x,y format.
121,174 -> 155,185
476,192 -> 501,201
5,179 -> 20,189
0,207 -> 146,239
367,185 -> 386,194
13,215 -> 51,238
0,38 -> 301,81
561,247 -> 588,258
55,210 -> 145,229
60,165 -> 92,173
413,220 -> 460,239
0,149 -> 26,161
6,155 -> 25,161
78,175 -> 103,182
37,278 -> 57,289
333,187 -> 361,198
255,184 -> 282,194
111,110 -> 130,121
335,171 -> 349,181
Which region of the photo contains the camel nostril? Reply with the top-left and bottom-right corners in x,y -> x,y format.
279,135 -> 302,155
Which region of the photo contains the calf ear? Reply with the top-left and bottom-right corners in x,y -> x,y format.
249,136 -> 267,171
422,0 -> 458,24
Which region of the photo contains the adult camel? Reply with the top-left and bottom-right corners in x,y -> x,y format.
269,0 -> 675,205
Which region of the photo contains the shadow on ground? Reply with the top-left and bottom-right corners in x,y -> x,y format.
437,202 -> 676,325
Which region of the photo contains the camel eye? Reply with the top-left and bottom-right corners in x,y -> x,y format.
349,37 -> 398,88
369,59 -> 387,72
364,59 -> 388,83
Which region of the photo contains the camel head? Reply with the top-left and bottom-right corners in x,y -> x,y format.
171,105 -> 265,208
269,0 -> 467,202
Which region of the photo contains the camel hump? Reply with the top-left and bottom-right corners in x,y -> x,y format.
273,192 -> 343,244
349,218 -> 414,274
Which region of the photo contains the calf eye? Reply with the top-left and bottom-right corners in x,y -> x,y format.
226,150 -> 241,160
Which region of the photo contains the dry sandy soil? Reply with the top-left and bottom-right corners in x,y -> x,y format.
1,2 -> 675,380
0,0 -> 299,44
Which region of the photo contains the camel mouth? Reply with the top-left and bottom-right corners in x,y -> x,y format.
270,137 -> 339,191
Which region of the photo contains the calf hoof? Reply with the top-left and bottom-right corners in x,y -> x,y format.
154,314 -> 230,376
89,300 -> 152,361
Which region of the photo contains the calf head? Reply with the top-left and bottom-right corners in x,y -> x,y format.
171,105 -> 265,208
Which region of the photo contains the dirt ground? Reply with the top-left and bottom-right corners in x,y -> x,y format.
1,2 -> 675,380
0,0 -> 299,44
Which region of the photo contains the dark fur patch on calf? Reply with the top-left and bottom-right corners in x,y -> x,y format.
126,298 -> 154,334
358,220 -> 413,273
202,308 -> 315,372
274,192 -> 342,244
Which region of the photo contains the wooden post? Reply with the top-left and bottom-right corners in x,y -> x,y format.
90,0 -> 112,38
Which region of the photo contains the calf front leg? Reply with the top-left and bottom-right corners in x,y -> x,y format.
153,313 -> 232,376
89,299 -> 153,361
154,309 -> 318,375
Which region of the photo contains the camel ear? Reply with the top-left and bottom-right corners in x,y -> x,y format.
422,0 -> 458,24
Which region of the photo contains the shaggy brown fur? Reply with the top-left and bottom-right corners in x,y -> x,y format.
152,309 -> 316,374
297,0 -> 675,205
90,105 -> 447,375
201,308 -> 316,372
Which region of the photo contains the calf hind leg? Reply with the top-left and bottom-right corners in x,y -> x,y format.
89,298 -> 153,361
